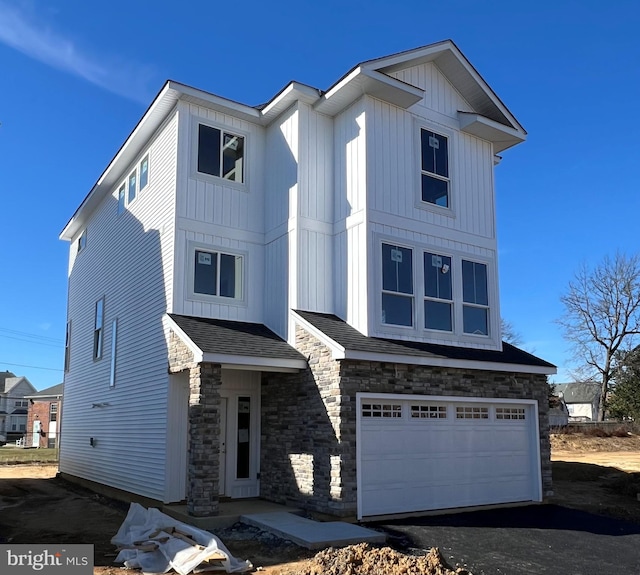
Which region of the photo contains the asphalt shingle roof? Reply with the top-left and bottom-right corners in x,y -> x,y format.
169,314 -> 306,361
25,383 -> 63,399
554,383 -> 600,403
295,310 -> 555,368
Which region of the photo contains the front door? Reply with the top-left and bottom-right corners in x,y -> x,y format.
220,370 -> 260,498
32,419 -> 41,448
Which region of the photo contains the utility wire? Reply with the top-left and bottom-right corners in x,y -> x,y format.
0,361 -> 63,372
0,327 -> 63,344
0,334 -> 62,349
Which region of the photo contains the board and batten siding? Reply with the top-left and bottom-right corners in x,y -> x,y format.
366,96 -> 496,239
333,99 -> 369,332
60,110 -> 179,502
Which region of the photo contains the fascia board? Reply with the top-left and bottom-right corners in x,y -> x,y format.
342,349 -> 557,375
291,311 -> 347,359
164,315 -> 204,363
458,112 -> 526,152
202,353 -> 307,371
260,82 -> 322,124
314,67 -> 423,116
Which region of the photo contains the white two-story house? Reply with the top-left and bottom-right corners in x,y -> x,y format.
60,40 -> 555,521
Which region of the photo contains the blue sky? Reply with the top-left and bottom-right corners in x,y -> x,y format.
1,0 -> 639,389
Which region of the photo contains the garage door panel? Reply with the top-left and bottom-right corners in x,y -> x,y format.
358,396 -> 539,518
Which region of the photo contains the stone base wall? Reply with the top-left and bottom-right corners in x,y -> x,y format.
260,326 -> 552,517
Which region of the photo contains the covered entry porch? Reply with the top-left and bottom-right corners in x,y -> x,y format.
164,313 -> 307,517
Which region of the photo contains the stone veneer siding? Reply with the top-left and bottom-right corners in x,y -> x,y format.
260,325 -> 552,517
168,331 -> 222,517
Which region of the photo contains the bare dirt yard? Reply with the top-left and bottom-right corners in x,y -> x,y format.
1,433 -> 640,575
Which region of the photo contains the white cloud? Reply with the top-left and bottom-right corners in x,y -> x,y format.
0,1 -> 154,103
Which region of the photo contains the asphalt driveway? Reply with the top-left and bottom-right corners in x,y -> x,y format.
377,504 -> 640,575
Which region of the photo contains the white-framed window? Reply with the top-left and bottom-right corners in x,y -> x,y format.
77,229 -> 87,253
50,403 -> 58,422
420,128 -> 450,208
193,249 -> 244,300
462,260 -> 489,335
64,320 -> 71,372
14,400 -> 28,408
411,404 -> 447,419
381,243 -> 414,327
362,403 -> 402,418
139,155 -> 149,191
117,184 -> 126,215
496,407 -> 526,420
127,169 -> 137,204
456,406 -> 489,419
424,252 -> 453,332
197,123 -> 245,183
109,319 -> 117,388
93,297 -> 104,360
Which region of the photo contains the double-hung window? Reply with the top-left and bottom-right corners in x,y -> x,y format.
197,124 -> 244,183
420,129 -> 449,208
139,156 -> 149,191
128,169 -> 137,203
381,243 -> 413,327
424,252 -> 453,331
194,250 -> 243,299
94,298 -> 104,360
462,260 -> 489,335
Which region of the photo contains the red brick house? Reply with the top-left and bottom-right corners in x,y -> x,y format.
25,384 -> 63,448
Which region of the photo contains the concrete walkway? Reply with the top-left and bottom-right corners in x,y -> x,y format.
241,511 -> 386,549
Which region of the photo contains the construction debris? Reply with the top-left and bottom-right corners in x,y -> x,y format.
111,503 -> 252,574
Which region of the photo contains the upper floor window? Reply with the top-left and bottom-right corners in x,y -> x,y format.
462,260 -> 489,335
77,229 -> 87,253
420,129 -> 449,208
197,124 -> 244,183
381,243 -> 413,327
14,400 -> 28,408
194,249 -> 243,299
64,320 -> 71,372
50,403 -> 58,422
128,169 -> 137,203
424,252 -> 453,331
94,298 -> 104,360
139,156 -> 149,191
117,184 -> 126,215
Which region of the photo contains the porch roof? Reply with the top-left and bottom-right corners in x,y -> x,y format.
167,314 -> 308,372
293,310 -> 556,375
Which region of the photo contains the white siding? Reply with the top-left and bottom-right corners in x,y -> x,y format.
334,100 -> 368,331
60,110 -> 178,501
389,62 -> 474,119
367,97 -> 496,239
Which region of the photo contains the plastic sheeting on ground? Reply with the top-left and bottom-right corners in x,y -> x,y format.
111,502 -> 253,575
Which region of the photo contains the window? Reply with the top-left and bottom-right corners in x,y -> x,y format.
50,403 -> 58,422
411,404 -> 447,419
77,229 -> 87,253
14,400 -> 28,408
456,406 -> 489,419
128,169 -> 137,203
139,156 -> 149,190
382,243 -> 413,327
421,129 -> 449,207
424,252 -> 453,331
109,319 -> 117,388
496,407 -> 526,420
93,298 -> 104,360
462,260 -> 489,335
117,184 -> 125,215
362,403 -> 402,418
64,320 -> 71,372
194,250 -> 243,299
197,124 -> 244,183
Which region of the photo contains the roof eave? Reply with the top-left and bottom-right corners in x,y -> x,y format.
458,111 -> 526,152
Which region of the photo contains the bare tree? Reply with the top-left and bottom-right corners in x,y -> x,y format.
557,252 -> 640,421
501,318 -> 523,346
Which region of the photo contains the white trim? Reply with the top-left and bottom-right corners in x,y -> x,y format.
203,352 -> 307,371
163,315 -> 204,363
356,392 -> 542,520
415,122 -> 455,216
290,311 -> 346,357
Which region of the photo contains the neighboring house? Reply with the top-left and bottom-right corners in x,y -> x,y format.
59,40 -> 556,521
0,371 -> 37,443
554,383 -> 601,422
548,394 -> 569,427
25,384 -> 64,448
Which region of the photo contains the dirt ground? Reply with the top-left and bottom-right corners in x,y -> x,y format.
1,434 -> 640,575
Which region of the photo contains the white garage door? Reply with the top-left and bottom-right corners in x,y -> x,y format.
357,394 -> 541,519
